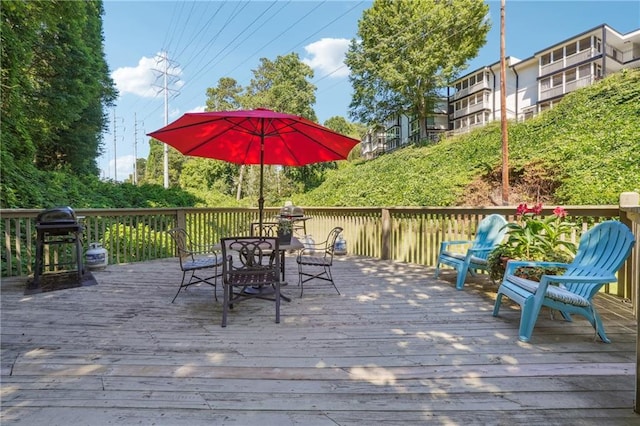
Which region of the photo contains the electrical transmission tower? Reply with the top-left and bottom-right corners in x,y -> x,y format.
152,51 -> 181,188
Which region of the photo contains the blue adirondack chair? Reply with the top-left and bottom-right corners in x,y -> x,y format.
493,220 -> 635,343
435,214 -> 508,290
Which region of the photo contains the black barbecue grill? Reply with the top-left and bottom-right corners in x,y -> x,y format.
278,204 -> 311,236
31,206 -> 84,289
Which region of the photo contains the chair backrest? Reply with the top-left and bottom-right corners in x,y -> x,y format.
563,220 -> 635,296
472,214 -> 508,251
324,227 -> 344,260
250,222 -> 280,237
220,237 -> 280,282
167,227 -> 193,266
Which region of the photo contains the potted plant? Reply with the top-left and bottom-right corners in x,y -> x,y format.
277,219 -> 293,244
488,204 -> 578,282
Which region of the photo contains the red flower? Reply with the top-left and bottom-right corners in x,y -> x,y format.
516,203 -> 528,215
553,206 -> 568,218
529,203 -> 543,215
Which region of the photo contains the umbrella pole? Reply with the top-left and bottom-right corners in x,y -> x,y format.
258,120 -> 265,232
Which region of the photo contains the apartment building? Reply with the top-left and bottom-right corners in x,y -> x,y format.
451,23 -> 640,133
362,24 -> 640,159
361,100 -> 448,160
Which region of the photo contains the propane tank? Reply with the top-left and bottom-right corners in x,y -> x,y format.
334,235 -> 347,255
85,242 -> 108,270
303,235 -> 315,254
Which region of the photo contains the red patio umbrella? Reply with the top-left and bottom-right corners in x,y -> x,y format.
147,108 -> 360,227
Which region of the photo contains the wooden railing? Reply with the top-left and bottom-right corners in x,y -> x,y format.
2,203 -> 638,302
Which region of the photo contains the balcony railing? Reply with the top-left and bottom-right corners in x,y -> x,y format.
2,203 -> 638,306
540,48 -> 598,76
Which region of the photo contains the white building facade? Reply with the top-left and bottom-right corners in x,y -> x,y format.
362,24 -> 640,159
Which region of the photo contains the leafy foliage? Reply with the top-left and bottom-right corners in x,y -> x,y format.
346,0 -> 490,137
301,69 -> 640,207
1,0 -> 117,176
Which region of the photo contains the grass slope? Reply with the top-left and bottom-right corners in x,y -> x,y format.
301,69 -> 640,207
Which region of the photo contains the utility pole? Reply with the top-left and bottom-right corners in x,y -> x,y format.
163,53 -> 169,189
113,110 -> 117,182
152,51 -> 180,188
110,109 -> 125,182
500,0 -> 509,205
133,113 -> 139,185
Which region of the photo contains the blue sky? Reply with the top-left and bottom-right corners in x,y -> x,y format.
100,0 -> 640,181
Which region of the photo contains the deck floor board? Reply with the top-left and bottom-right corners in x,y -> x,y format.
1,255 -> 638,425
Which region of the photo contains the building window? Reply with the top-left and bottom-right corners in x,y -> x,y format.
409,118 -> 419,137
541,52 -> 551,66
611,47 -> 622,61
578,64 -> 591,78
540,77 -> 550,90
565,68 -> 576,82
566,42 -> 577,56
552,73 -> 563,87
578,36 -> 591,51
553,47 -> 563,62
426,116 -> 435,127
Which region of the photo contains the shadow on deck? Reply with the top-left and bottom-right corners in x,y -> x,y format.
1,255 -> 638,425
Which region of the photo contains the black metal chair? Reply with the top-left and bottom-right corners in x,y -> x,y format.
167,227 -> 223,303
220,237 -> 283,327
296,227 -> 343,297
250,221 -> 280,237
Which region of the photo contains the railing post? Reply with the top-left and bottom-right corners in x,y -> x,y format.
176,208 -> 187,230
381,208 -> 391,260
620,192 -> 640,415
619,192 -> 639,304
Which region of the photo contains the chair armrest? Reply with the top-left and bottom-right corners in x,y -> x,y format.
189,243 -> 220,255
541,274 -> 618,285
439,240 -> 472,251
533,273 -> 617,300
298,245 -> 322,257
504,260 -> 569,275
467,247 -> 495,255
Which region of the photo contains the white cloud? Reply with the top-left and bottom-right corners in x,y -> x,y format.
112,53 -> 183,98
104,155 -> 136,182
187,105 -> 206,113
302,38 -> 350,78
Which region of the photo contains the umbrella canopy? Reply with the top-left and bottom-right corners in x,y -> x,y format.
147,108 -> 360,226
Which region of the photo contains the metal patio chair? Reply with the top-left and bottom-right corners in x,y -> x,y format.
297,226 -> 343,297
220,237 -> 283,327
167,227 -> 223,303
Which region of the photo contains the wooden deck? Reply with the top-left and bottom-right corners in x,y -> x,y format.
1,254 -> 638,425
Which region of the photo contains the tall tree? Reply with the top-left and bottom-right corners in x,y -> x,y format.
345,0 -> 490,138
244,53 -> 317,121
244,53 -> 319,197
1,0 -> 116,175
205,77 -> 243,111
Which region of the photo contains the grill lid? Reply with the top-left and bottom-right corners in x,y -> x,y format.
279,204 -> 304,218
36,206 -> 77,224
